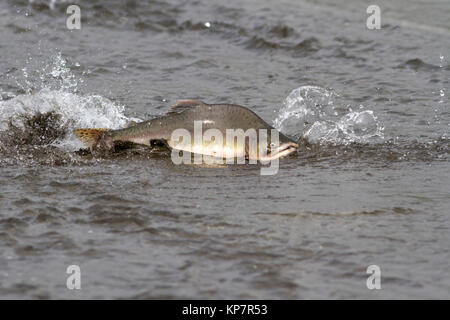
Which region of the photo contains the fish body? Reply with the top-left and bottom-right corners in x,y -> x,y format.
75,100 -> 298,160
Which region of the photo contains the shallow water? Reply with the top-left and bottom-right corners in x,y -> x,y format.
0,0 -> 449,299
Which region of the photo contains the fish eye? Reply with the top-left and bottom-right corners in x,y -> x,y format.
270,142 -> 276,148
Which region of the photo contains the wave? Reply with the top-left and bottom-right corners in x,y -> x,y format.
396,58 -> 448,72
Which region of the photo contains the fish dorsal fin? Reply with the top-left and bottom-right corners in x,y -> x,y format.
168,99 -> 205,114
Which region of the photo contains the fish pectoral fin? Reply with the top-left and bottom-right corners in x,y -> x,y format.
149,139 -> 170,150
168,99 -> 206,114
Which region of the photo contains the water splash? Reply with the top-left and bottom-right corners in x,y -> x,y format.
0,52 -> 140,151
8,52 -> 81,95
0,89 -> 139,150
438,54 -> 446,105
274,86 -> 384,145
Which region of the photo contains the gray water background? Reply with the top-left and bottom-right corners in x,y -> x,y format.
0,0 -> 449,299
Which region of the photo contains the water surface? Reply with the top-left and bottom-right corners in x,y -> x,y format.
0,0 -> 449,299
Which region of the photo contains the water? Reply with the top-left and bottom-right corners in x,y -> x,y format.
0,0 -> 449,299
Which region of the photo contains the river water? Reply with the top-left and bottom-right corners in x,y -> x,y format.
0,0 -> 449,299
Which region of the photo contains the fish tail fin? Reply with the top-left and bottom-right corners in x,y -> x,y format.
74,128 -> 110,148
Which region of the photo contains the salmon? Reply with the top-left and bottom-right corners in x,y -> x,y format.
74,99 -> 298,161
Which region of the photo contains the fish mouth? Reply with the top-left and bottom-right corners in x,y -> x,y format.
267,142 -> 299,159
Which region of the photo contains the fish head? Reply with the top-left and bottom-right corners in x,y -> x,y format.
264,134 -> 299,159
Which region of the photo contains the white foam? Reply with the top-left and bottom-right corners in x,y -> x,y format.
0,51 -> 141,151
274,86 -> 384,145
0,89 -> 140,151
